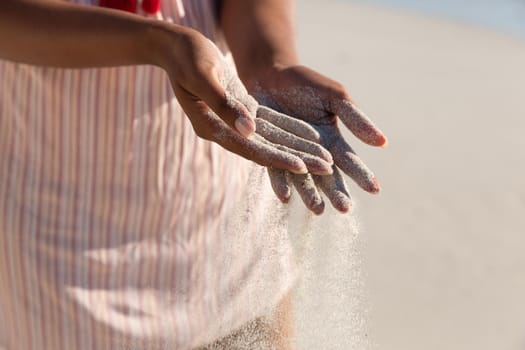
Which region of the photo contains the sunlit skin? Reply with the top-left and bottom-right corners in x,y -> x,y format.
0,0 -> 388,348
221,0 -> 388,347
0,0 -> 330,177
221,0 -> 388,216
251,65 -> 388,215
215,61 -> 334,176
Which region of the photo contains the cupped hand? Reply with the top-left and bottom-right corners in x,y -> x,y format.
249,65 -> 388,214
160,27 -> 333,175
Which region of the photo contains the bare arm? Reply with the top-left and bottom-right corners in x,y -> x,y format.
220,0 -> 388,214
0,0 -> 337,175
219,0 -> 298,86
0,0 -> 173,68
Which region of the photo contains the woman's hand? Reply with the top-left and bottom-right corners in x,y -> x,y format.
160,27 -> 256,138
247,65 -> 388,214
219,0 -> 386,213
157,27 -> 333,175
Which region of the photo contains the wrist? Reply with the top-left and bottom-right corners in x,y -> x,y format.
141,20 -> 186,71
220,0 -> 299,90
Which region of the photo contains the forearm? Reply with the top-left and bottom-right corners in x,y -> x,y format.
220,0 -> 298,86
0,0 -> 177,69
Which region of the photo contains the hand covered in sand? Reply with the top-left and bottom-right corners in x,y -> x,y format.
219,59 -> 334,175
250,65 -> 388,214
165,30 -> 331,174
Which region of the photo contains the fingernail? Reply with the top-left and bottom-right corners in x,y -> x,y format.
321,149 -> 334,164
379,134 -> 389,148
281,195 -> 291,204
338,202 -> 352,213
312,200 -> 325,216
369,177 -> 381,194
322,162 -> 334,175
341,203 -> 352,213
235,117 -> 256,137
291,162 -> 308,174
311,162 -> 333,176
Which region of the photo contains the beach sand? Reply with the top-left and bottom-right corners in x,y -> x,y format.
294,1 -> 525,349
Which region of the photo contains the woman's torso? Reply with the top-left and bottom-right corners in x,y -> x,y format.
0,1 -> 297,349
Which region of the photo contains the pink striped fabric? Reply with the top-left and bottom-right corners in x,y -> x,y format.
0,1 -> 298,349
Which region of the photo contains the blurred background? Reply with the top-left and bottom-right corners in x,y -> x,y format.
353,0 -> 525,37
294,0 -> 525,349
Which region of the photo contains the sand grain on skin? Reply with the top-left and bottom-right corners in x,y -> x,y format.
255,118 -> 333,164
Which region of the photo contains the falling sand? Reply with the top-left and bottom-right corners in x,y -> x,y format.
195,55 -> 370,350
196,166 -> 369,350
287,195 -> 370,350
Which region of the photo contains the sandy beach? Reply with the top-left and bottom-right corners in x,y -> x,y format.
294,1 -> 525,349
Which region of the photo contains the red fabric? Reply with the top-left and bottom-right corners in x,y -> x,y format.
99,0 -> 137,13
142,0 -> 161,14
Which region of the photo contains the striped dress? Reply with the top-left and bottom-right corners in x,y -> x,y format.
0,0 -> 298,349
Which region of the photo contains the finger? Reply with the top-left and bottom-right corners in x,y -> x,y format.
255,118 -> 333,164
330,99 -> 387,147
268,168 -> 291,203
195,68 -> 256,138
240,94 -> 259,120
282,148 -> 333,176
257,106 -> 321,142
257,137 -> 333,176
290,174 -> 325,215
221,69 -> 259,118
175,84 -> 308,173
213,124 -> 309,174
330,138 -> 381,193
314,168 -> 352,213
